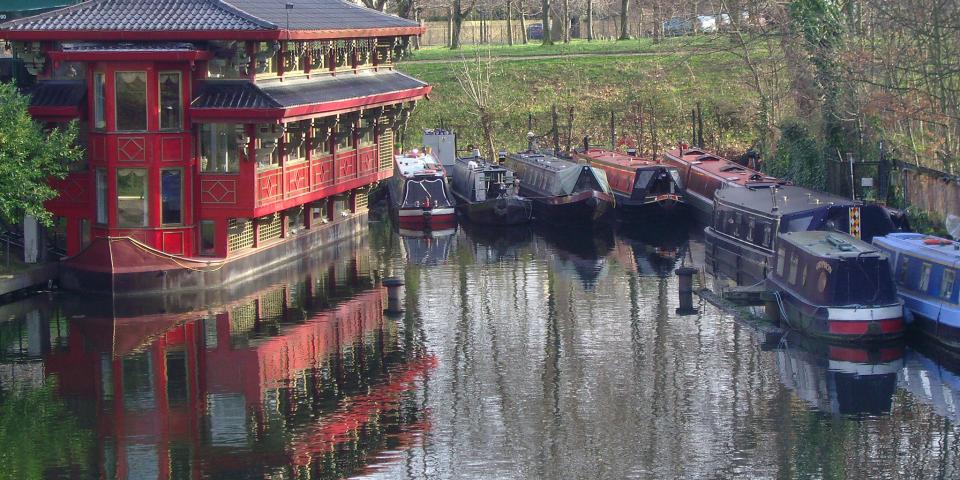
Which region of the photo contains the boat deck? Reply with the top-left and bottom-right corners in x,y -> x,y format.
509,151 -> 578,172
716,184 -> 854,216
395,152 -> 445,178
663,148 -> 781,187
874,232 -> 960,264
780,231 -> 880,259
578,148 -> 661,170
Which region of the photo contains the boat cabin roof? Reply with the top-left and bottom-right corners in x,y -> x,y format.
395,152 -> 445,178
456,155 -> 506,172
716,184 -> 853,217
577,148 -> 664,170
780,231 -> 881,259
873,233 -> 960,264
663,148 -> 781,187
508,151 -> 577,173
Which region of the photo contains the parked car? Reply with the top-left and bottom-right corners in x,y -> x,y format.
527,23 -> 543,40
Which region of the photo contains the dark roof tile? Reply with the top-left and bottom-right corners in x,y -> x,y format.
26,80 -> 87,108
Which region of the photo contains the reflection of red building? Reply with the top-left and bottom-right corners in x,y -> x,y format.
43,271 -> 432,478
1,0 -> 430,294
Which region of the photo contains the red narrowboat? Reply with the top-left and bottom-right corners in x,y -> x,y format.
662,147 -> 784,219
389,151 -> 457,229
574,148 -> 685,220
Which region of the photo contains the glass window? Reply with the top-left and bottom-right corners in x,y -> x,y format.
789,254 -> 799,285
93,73 -> 106,129
115,72 -> 147,131
200,124 -> 241,173
95,169 -> 107,224
336,121 -> 353,152
199,220 -> 216,256
311,121 -> 332,155
287,207 -> 304,235
161,169 -> 183,225
919,263 -> 933,292
359,118 -> 374,147
256,125 -> 281,169
898,256 -> 909,285
256,42 -> 279,76
776,247 -> 786,276
159,72 -> 182,131
941,269 -> 955,301
285,121 -> 308,162
80,218 -> 90,249
116,168 -> 148,227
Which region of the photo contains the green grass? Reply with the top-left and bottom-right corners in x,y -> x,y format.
398,42 -> 759,155
403,36 -> 715,62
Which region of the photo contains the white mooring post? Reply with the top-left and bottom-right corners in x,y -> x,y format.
23,215 -> 41,264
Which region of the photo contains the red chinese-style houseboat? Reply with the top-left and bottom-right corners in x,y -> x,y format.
662,146 -> 784,219
574,147 -> 685,220
0,0 -> 430,295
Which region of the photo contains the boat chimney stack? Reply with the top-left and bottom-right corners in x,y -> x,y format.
771,185 -> 779,212
583,136 -> 590,152
627,147 -> 637,157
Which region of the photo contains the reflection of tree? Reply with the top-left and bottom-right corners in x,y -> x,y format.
0,377 -> 93,480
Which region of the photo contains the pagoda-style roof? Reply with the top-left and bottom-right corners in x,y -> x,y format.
0,0 -> 423,41
191,71 -> 430,120
25,80 -> 86,119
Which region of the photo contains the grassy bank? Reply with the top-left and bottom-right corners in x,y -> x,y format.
404,37 -> 714,62
397,41 -> 759,155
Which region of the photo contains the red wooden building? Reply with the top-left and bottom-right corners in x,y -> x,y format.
0,0 -> 429,294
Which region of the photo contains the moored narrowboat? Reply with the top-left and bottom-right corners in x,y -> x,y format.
504,151 -> 614,226
449,154 -> 533,225
388,151 -> 456,229
574,148 -> 685,220
872,233 -> 960,350
662,147 -> 784,219
705,184 -> 905,285
768,231 -> 904,342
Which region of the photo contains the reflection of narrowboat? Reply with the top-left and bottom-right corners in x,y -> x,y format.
504,151 -> 614,226
775,332 -> 903,416
535,225 -> 614,290
662,147 -> 783,218
873,233 -> 960,350
900,345 -> 960,423
706,184 -> 905,285
399,227 -> 456,266
768,231 -> 904,342
449,154 -> 533,225
573,148 -> 685,219
388,151 -> 456,229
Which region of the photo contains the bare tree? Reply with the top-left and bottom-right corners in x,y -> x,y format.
507,0 -> 514,46
361,0 -> 389,11
456,53 -> 498,161
542,0 -> 553,45
586,0 -> 594,40
563,0 -> 571,43
618,0 -> 631,40
450,0 -> 479,49
519,0 -> 528,43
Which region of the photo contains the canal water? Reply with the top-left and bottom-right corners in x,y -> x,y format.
1,220 -> 959,479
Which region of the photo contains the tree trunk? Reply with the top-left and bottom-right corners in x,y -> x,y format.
586,0 -> 594,41
447,7 -> 454,48
541,0 -> 553,45
451,4 -> 464,49
519,0 -> 528,44
507,0 -> 514,46
563,0 -> 570,43
618,0 -> 630,40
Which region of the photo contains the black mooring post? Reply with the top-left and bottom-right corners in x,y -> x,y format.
383,277 -> 405,314
675,267 -> 698,315
609,111 -> 615,150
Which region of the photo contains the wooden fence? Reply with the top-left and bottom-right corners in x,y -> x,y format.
898,162 -> 960,221
420,18 -> 635,47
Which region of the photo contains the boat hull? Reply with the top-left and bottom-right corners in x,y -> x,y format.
616,192 -> 686,221
524,189 -> 613,226
770,277 -> 904,342
704,226 -> 771,285
395,207 -> 457,229
456,196 -> 533,225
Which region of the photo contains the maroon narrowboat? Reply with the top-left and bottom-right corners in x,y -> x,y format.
662,147 -> 784,219
574,148 -> 685,220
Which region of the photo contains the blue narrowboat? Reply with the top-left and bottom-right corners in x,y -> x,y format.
873,233 -> 960,349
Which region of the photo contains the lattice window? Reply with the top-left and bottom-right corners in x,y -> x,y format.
378,125 -> 394,171
355,189 -> 369,212
258,213 -> 282,243
230,302 -> 257,335
227,218 -> 254,253
259,287 -> 286,322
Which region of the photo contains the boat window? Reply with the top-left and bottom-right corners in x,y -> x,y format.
747,218 -> 755,243
634,170 -> 655,190
801,264 -> 808,288
786,214 -> 814,232
919,263 -> 933,292
941,269 -> 956,301
762,224 -> 772,248
898,256 -> 909,285
789,254 -> 799,285
776,247 -> 786,276
731,212 -> 741,236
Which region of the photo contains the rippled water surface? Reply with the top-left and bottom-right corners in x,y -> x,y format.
1,221 -> 959,479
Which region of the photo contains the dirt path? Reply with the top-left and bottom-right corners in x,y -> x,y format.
398,49 -> 690,65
